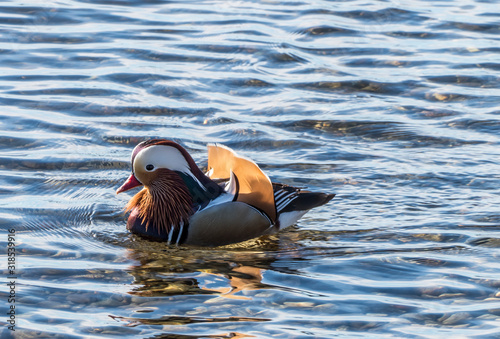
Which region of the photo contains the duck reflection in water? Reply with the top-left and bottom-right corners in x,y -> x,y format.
110,238 -> 303,329
124,238 -> 285,299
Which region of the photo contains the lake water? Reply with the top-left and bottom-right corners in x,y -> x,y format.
1,0 -> 500,337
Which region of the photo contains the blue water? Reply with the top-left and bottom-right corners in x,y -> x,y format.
1,0 -> 500,337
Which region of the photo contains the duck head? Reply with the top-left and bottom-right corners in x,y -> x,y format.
116,139 -> 222,239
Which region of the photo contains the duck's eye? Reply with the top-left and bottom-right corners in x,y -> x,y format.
146,164 -> 155,171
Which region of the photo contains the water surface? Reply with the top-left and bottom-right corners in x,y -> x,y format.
1,0 -> 500,337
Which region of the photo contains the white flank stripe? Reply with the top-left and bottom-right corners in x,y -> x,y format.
276,199 -> 290,212
275,192 -> 296,205
274,190 -> 287,200
277,196 -> 298,212
176,221 -> 184,245
276,198 -> 289,211
167,226 -> 175,245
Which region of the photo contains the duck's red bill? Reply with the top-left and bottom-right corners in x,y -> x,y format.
116,174 -> 142,194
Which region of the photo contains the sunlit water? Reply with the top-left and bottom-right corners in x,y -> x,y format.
1,0 -> 500,337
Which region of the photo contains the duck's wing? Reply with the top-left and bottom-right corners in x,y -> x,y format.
207,144 -> 276,222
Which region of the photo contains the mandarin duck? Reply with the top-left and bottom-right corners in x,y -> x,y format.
116,139 -> 334,246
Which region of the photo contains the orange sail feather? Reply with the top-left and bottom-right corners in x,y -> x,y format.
207,144 -> 277,223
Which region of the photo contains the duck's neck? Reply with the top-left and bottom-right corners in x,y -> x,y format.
176,172 -> 222,209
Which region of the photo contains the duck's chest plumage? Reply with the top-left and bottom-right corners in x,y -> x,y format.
124,170 -> 226,245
